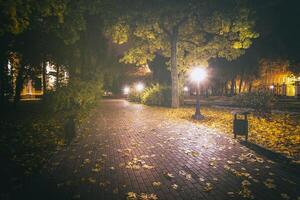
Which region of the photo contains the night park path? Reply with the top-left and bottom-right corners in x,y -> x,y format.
17,99 -> 299,200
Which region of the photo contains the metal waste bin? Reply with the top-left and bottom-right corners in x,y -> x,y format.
233,111 -> 249,141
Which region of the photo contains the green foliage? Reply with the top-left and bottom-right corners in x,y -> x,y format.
235,90 -> 276,116
44,79 -> 103,112
107,0 -> 259,70
141,84 -> 172,107
128,90 -> 142,103
106,0 -> 258,107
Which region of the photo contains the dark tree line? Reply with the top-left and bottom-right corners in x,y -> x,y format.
0,0 -> 121,107
200,0 -> 300,97
1,0 -> 299,107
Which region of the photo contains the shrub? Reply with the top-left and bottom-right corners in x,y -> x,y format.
44,79 -> 103,113
128,90 -> 142,103
235,90 -> 276,117
141,84 -> 172,107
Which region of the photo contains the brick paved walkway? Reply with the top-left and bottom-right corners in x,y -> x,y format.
17,99 -> 300,200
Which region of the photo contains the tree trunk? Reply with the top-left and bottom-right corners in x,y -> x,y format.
220,84 -> 223,96
239,75 -> 244,93
230,78 -> 235,96
224,81 -> 228,96
42,62 -> 47,96
56,64 -> 60,89
0,59 -> 5,105
14,64 -> 25,105
248,82 -> 252,92
170,31 -> 179,108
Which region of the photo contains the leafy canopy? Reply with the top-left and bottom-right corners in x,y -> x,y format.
107,0 -> 259,72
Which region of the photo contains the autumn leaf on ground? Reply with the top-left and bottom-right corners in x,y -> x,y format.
165,107 -> 300,160
88,177 -> 96,184
91,164 -> 101,172
203,182 -> 213,192
99,181 -> 110,187
171,184 -> 178,190
264,178 -> 276,189
239,186 -> 254,199
242,180 -> 251,186
185,174 -> 192,180
227,192 -> 235,196
117,149 -> 122,153
224,164 -> 230,170
239,180 -> 254,199
127,192 -> 138,200
199,177 -> 205,182
164,172 -> 174,179
179,170 -> 186,176
209,160 -> 217,167
281,193 -> 290,199
227,160 -> 234,165
140,193 -> 158,200
152,182 -> 161,187
142,164 -> 154,169
191,151 -> 200,157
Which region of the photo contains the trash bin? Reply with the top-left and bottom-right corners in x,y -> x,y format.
233,111 -> 249,141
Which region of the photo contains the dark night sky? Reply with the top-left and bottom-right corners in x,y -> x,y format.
249,0 -> 300,60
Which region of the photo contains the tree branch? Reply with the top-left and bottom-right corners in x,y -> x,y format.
174,16 -> 189,30
181,39 -> 200,47
158,21 -> 171,37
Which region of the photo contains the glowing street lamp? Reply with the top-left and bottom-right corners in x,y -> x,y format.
135,82 -> 145,92
190,67 -> 207,120
190,68 -> 207,83
123,86 -> 130,95
183,86 -> 189,92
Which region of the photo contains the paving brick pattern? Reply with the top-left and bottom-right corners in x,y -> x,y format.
18,100 -> 300,200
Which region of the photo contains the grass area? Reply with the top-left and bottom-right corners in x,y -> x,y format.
0,101 -> 91,177
160,106 -> 300,162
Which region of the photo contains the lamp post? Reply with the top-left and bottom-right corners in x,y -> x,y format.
123,86 -> 130,95
190,67 -> 207,120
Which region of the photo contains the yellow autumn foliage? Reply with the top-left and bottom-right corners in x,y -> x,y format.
161,106 -> 300,161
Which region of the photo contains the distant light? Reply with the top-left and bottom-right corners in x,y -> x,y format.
135,82 -> 145,92
123,86 -> 130,95
190,67 -> 207,83
144,64 -> 151,73
269,85 -> 274,89
183,86 -> 189,92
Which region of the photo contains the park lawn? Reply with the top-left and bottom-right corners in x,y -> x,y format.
162,106 -> 300,162
0,101 -> 91,177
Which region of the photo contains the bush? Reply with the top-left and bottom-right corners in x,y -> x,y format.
44,79 -> 103,113
235,90 -> 276,116
141,84 -> 172,107
128,90 -> 142,103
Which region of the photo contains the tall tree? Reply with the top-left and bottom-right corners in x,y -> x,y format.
107,0 -> 258,107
